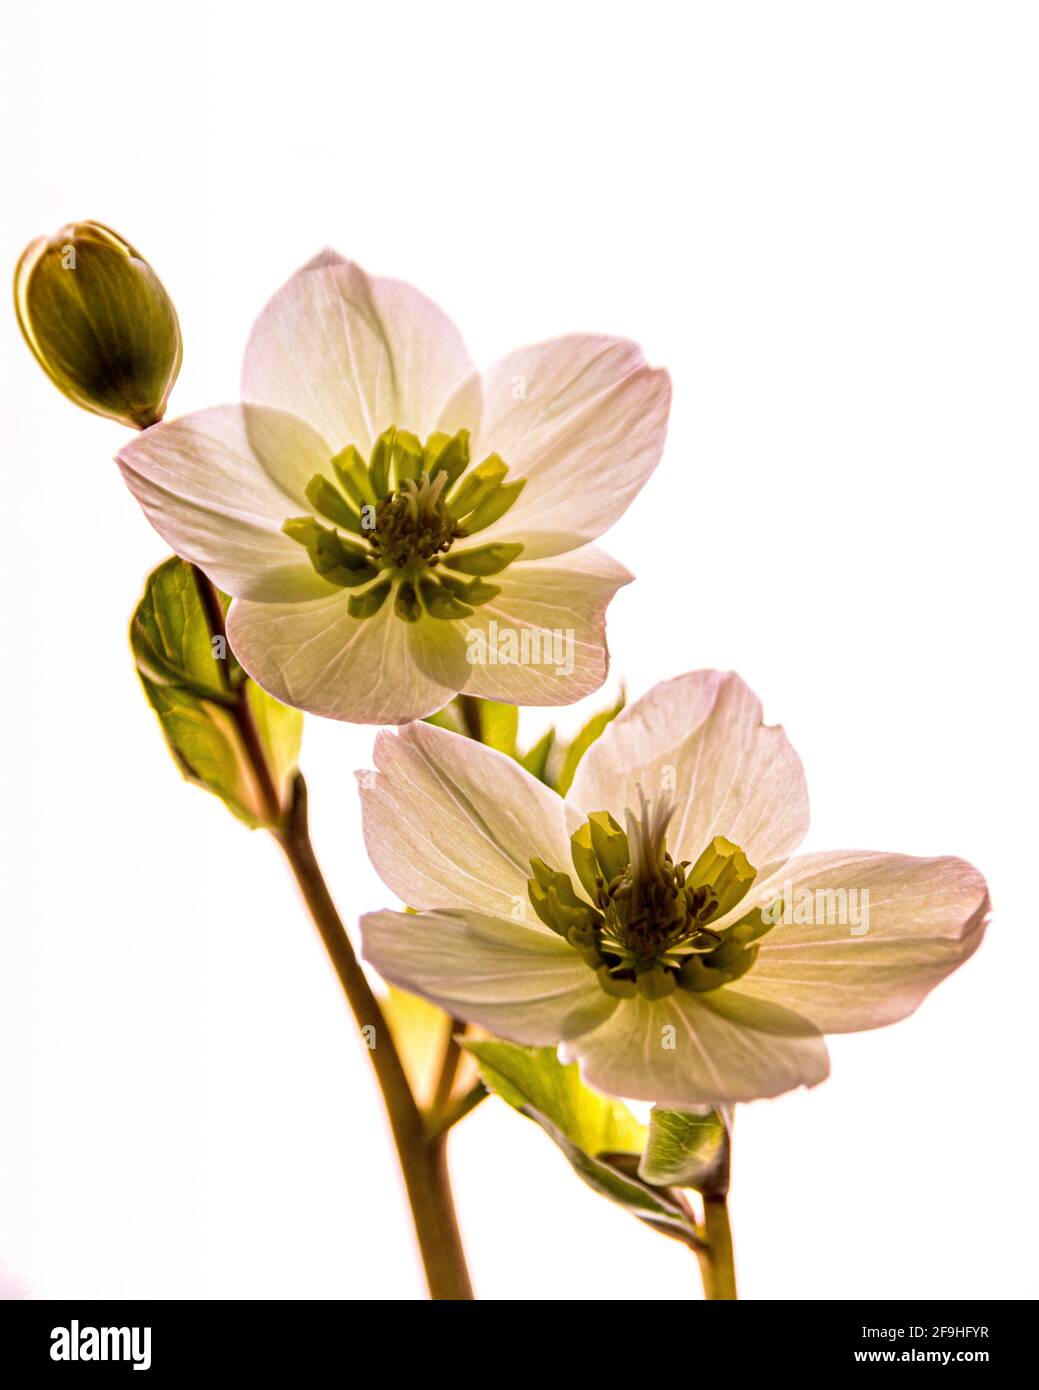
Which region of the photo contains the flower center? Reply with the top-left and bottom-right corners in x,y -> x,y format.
368,473 -> 461,569
282,425 -> 526,622
527,789 -> 776,1000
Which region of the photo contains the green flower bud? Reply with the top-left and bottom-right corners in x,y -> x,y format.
14,221 -> 181,429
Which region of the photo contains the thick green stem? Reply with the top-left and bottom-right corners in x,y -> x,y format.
190,564 -> 473,1300
697,1195 -> 737,1300
276,774 -> 472,1300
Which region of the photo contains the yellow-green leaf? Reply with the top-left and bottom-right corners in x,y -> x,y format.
423,705 -> 462,734
555,691 -> 625,795
518,728 -> 555,783
463,1039 -> 701,1244
131,557 -> 302,829
474,699 -> 519,755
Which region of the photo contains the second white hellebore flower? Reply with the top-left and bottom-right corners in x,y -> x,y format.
117,251 -> 670,722
359,672 -> 989,1106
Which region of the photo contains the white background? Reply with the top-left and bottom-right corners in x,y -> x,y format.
1,0 -> 1035,1300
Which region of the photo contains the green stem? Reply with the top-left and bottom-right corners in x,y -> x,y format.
430,1018 -> 466,1121
430,1081 -> 487,1140
190,565 -> 473,1300
277,774 -> 472,1300
191,571 -> 282,822
697,1195 -> 737,1300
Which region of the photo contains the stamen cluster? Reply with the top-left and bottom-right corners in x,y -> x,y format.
368,473 -> 461,570
528,793 -> 774,1000
282,425 -> 526,622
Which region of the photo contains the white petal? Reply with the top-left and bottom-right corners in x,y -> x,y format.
241,255 -> 476,455
117,404 -> 335,602
359,720 -> 575,919
226,591 -> 459,724
360,907 -> 616,1044
442,335 -> 670,559
569,670 -> 810,873
736,851 -> 990,1032
452,545 -> 631,705
562,988 -> 829,1107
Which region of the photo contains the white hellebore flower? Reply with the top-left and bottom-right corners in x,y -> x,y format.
359,671 -> 989,1107
117,251 -> 670,723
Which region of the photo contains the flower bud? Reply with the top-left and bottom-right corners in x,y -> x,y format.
14,221 -> 182,429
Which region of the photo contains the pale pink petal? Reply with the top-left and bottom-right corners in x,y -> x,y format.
569,671 -> 810,873
226,591 -> 458,724
561,988 -> 829,1106
734,851 -> 990,1031
117,404 -> 335,602
241,254 -> 476,455
360,907 -> 617,1044
453,545 -> 631,705
359,721 -> 575,919
440,335 -> 670,559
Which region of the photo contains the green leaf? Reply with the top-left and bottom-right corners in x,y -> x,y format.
131,553 -> 239,702
639,1107 -> 731,1195
131,557 -> 302,829
463,1039 -> 701,1244
555,690 -> 625,795
518,727 -> 555,782
475,699 -> 519,755
464,1039 -> 644,1154
424,694 -> 616,798
424,695 -> 518,755
422,705 -> 462,734
245,679 -> 304,804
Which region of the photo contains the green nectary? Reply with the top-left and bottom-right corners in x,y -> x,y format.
528,793 -> 778,1000
282,425 -> 526,622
